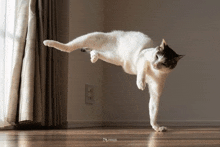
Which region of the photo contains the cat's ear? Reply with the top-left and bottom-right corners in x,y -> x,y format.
175,55 -> 184,61
160,39 -> 167,50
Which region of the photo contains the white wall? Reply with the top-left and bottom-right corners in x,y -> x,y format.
67,0 -> 104,123
66,0 -> 220,126
102,0 -> 220,124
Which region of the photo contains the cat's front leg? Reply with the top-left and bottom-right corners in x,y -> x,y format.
136,71 -> 146,90
148,79 -> 167,132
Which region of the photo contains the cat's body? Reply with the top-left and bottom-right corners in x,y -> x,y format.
43,30 -> 183,132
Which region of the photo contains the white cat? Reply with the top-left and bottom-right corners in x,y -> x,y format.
43,30 -> 183,132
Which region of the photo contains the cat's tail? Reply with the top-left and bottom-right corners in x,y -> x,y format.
43,40 -> 71,53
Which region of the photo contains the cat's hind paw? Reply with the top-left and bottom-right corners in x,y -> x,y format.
43,40 -> 53,47
90,51 -> 99,63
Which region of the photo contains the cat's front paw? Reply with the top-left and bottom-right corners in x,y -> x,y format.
136,80 -> 146,90
154,126 -> 167,132
43,40 -> 53,47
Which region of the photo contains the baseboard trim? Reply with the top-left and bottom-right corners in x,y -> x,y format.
67,120 -> 103,128
158,120 -> 220,127
68,120 -> 220,128
102,120 -> 150,127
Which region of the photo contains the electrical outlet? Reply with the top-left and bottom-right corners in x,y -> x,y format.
85,84 -> 95,104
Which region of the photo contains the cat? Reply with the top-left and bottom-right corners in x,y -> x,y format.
43,30 -> 183,132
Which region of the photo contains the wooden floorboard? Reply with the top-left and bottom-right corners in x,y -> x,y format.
0,127 -> 220,146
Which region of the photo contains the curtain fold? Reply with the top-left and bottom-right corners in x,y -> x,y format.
7,0 -> 30,124
6,0 -> 67,128
19,0 -> 36,122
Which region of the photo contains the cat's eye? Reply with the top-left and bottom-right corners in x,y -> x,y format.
155,55 -> 159,60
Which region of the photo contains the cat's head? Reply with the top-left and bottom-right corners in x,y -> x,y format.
152,39 -> 184,72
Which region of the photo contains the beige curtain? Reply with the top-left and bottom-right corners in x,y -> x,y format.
7,0 -> 68,127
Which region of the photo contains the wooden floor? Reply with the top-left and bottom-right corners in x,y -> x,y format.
0,127 -> 220,147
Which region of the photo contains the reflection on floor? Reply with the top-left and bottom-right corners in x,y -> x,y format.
0,127 -> 220,147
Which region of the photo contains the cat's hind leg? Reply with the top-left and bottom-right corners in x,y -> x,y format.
81,48 -> 99,63
44,32 -> 108,53
43,40 -> 71,52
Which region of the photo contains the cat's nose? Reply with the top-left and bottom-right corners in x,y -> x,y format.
152,63 -> 158,69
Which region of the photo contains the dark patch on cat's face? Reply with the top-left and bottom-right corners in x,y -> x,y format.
158,45 -> 179,69
154,39 -> 183,70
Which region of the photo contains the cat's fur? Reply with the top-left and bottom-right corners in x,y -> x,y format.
43,30 -> 183,132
